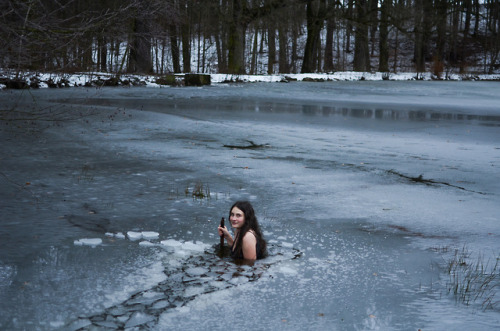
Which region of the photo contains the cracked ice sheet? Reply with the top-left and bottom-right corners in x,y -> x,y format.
1,82 -> 499,330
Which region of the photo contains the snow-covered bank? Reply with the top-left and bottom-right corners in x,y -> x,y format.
211,71 -> 500,83
1,70 -> 500,89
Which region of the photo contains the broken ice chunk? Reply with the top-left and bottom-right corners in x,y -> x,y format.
74,238 -> 102,247
185,267 -> 208,277
105,232 -> 126,239
115,232 -> 126,239
141,231 -> 159,240
127,231 -> 142,241
124,312 -> 155,328
182,241 -> 209,252
139,241 -> 155,247
160,239 -> 183,248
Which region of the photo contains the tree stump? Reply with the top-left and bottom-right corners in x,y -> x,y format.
184,74 -> 211,86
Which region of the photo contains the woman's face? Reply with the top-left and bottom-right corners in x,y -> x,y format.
230,206 -> 245,229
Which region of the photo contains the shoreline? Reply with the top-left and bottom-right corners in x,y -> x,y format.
1,71 -> 500,89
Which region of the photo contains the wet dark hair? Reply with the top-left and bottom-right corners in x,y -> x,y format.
229,201 -> 267,259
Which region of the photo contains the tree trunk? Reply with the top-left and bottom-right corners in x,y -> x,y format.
128,17 -> 153,74
301,0 -> 326,73
278,24 -> 289,73
268,22 -> 276,74
170,24 -> 181,73
393,29 -> 399,72
346,0 -> 354,53
369,0 -> 378,57
353,0 -> 370,72
379,0 -> 389,72
99,36 -> 107,72
474,0 -> 480,36
324,0 -> 335,72
413,0 -> 426,72
250,28 -> 258,74
449,0 -> 460,65
291,21 -> 299,73
435,0 -> 447,64
181,23 -> 191,72
227,0 -> 247,74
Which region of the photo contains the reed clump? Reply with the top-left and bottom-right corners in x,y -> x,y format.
446,246 -> 499,310
186,181 -> 211,200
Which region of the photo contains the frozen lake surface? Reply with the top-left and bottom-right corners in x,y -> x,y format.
1,81 -> 499,330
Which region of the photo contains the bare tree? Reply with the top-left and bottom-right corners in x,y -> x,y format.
302,0 -> 326,73
353,0 -> 370,71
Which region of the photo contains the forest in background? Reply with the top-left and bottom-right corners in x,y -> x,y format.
1,0 -> 499,78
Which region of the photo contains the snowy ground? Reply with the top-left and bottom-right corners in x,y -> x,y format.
0,81 -> 499,330
1,70 -> 500,90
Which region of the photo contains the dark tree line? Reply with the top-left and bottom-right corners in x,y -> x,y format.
1,0 -> 499,76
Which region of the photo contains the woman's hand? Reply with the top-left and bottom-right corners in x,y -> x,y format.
218,226 -> 233,246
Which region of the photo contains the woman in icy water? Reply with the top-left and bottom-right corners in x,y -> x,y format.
218,201 -> 267,260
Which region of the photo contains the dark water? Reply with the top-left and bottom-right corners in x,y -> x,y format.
1,81 -> 499,330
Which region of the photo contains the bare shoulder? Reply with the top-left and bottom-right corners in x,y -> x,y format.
245,230 -> 256,237
243,231 -> 257,243
241,230 -> 258,260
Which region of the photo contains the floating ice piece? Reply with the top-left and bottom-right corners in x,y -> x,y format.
127,231 -> 159,241
160,239 -> 183,248
105,232 -> 126,239
49,320 -> 64,328
141,231 -> 159,239
74,238 -> 102,247
160,239 -> 210,257
152,300 -> 170,310
115,232 -> 126,239
184,285 -> 206,297
127,231 -> 143,241
94,320 -> 118,328
185,267 -> 208,276
67,318 -> 92,331
182,241 -> 205,252
139,241 -> 155,247
281,242 -> 294,248
125,312 -> 155,328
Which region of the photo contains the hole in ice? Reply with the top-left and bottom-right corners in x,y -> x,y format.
72,241 -> 302,329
